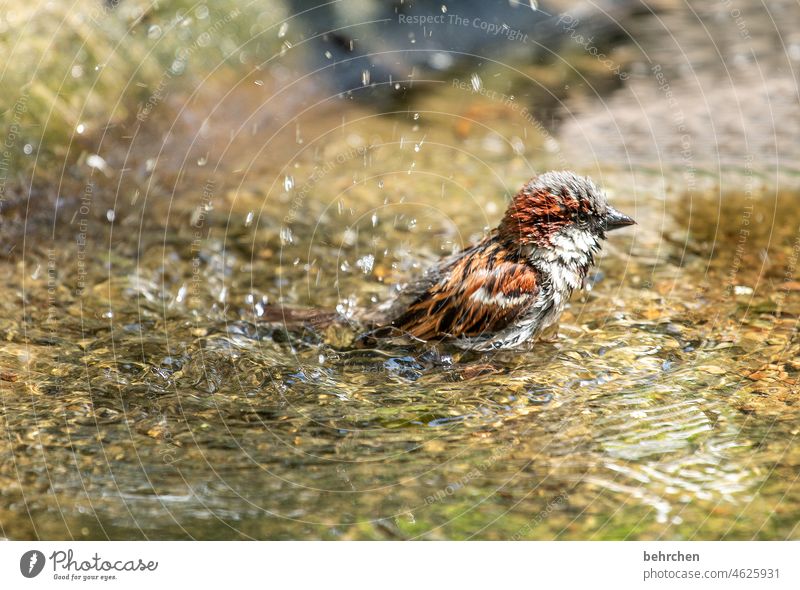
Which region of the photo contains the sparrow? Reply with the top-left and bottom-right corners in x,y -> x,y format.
368,171 -> 635,351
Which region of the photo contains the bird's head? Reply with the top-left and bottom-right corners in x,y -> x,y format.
498,171 -> 635,256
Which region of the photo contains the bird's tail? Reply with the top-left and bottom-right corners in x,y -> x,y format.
260,305 -> 341,330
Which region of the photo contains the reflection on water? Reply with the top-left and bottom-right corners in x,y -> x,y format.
1,82 -> 799,541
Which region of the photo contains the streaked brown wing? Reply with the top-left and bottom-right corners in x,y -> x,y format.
389,245 -> 539,341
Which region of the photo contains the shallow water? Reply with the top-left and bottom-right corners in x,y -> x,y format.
1,79 -> 799,540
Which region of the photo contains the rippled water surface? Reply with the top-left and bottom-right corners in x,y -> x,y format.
1,81 -> 799,540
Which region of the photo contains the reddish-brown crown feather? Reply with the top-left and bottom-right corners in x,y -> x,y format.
498,186 -> 590,246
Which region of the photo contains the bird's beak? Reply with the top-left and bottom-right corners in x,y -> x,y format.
604,205 -> 636,231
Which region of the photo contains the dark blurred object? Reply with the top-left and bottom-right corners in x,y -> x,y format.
286,0 -> 638,103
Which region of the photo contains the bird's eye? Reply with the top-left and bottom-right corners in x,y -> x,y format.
576,211 -> 590,225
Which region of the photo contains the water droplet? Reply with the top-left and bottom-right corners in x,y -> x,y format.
324,50 -> 332,59
441,4 -> 448,13
335,295 -> 357,319
378,179 -> 384,189
429,52 -> 453,70
244,211 -> 254,227
284,175 -> 294,191
195,5 -> 209,19
76,123 -> 86,134
346,133 -> 364,148
278,22 -> 289,38
343,228 -> 357,246
102,310 -> 114,319
361,69 -> 371,86
371,213 -> 378,227
71,65 -> 83,78
23,144 -> 33,155
87,154 -> 108,171
471,73 -> 482,91
280,226 -> 294,244
413,113 -> 420,120
148,25 -> 162,39
197,155 -> 208,166
356,254 -> 375,274
529,0 -> 538,9
106,209 -> 116,222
